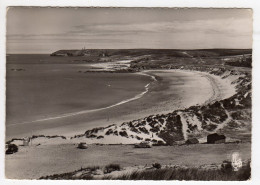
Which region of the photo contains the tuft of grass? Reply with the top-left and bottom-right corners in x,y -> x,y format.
39,165 -> 100,180
87,166 -> 100,172
152,163 -> 162,169
39,162 -> 251,180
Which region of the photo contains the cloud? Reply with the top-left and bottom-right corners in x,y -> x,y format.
68,17 -> 252,36
6,17 -> 252,53
7,17 -> 252,40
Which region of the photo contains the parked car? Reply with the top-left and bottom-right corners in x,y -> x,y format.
134,141 -> 152,148
5,144 -> 18,154
77,142 -> 88,149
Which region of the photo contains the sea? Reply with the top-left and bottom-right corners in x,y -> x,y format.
6,54 -> 152,136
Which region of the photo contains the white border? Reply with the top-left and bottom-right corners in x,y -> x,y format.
0,1 -> 260,185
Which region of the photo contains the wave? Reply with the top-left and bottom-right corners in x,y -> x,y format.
8,72 -> 156,127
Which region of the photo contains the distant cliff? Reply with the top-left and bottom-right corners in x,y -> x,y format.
50,49 -> 110,57
50,49 -> 252,58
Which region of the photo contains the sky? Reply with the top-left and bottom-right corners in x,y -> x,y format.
6,7 -> 253,54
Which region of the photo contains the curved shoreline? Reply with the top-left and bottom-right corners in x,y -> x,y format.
5,67 -> 251,179
7,72 -> 157,127
142,69 -> 236,111
6,69 -> 236,140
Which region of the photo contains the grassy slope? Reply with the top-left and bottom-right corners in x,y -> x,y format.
40,160 -> 251,180
104,162 -> 251,180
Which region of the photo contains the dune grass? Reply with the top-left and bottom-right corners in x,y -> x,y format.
39,161 -> 250,180
103,162 -> 251,181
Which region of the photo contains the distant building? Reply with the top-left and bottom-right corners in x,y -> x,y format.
23,137 -> 30,146
207,133 -> 226,144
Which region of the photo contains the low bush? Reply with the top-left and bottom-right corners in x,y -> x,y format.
104,164 -> 121,174
221,160 -> 232,173
152,163 -> 162,169
6,144 -> 18,154
119,131 -> 128,137
88,166 -> 100,172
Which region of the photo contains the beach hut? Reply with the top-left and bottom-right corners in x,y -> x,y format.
207,133 -> 226,144
23,137 -> 30,146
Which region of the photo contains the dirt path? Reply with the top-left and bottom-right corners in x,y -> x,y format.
5,143 -> 251,179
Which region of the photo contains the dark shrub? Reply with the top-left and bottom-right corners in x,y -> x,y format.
136,136 -> 143,140
205,124 -> 218,132
119,131 -> 128,137
139,127 -> 149,134
130,127 -> 139,133
150,127 -> 160,133
105,129 -> 113,135
146,116 -> 153,123
6,144 -> 18,154
86,134 -> 96,138
152,163 -> 162,169
237,161 -> 251,180
104,164 -> 121,174
88,166 -> 100,172
81,174 -> 94,180
221,160 -> 232,173
158,118 -> 164,124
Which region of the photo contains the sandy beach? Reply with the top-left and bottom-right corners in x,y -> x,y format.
5,68 -> 242,179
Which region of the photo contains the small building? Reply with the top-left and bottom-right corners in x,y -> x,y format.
207,133 -> 226,144
23,137 -> 30,146
185,138 -> 199,145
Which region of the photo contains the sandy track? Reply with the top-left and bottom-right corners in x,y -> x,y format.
5,143 -> 251,179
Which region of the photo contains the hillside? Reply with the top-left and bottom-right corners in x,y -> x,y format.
50,49 -> 252,58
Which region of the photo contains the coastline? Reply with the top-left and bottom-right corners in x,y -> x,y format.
5,67 -> 250,180
7,72 -> 156,127
6,69 -> 235,141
